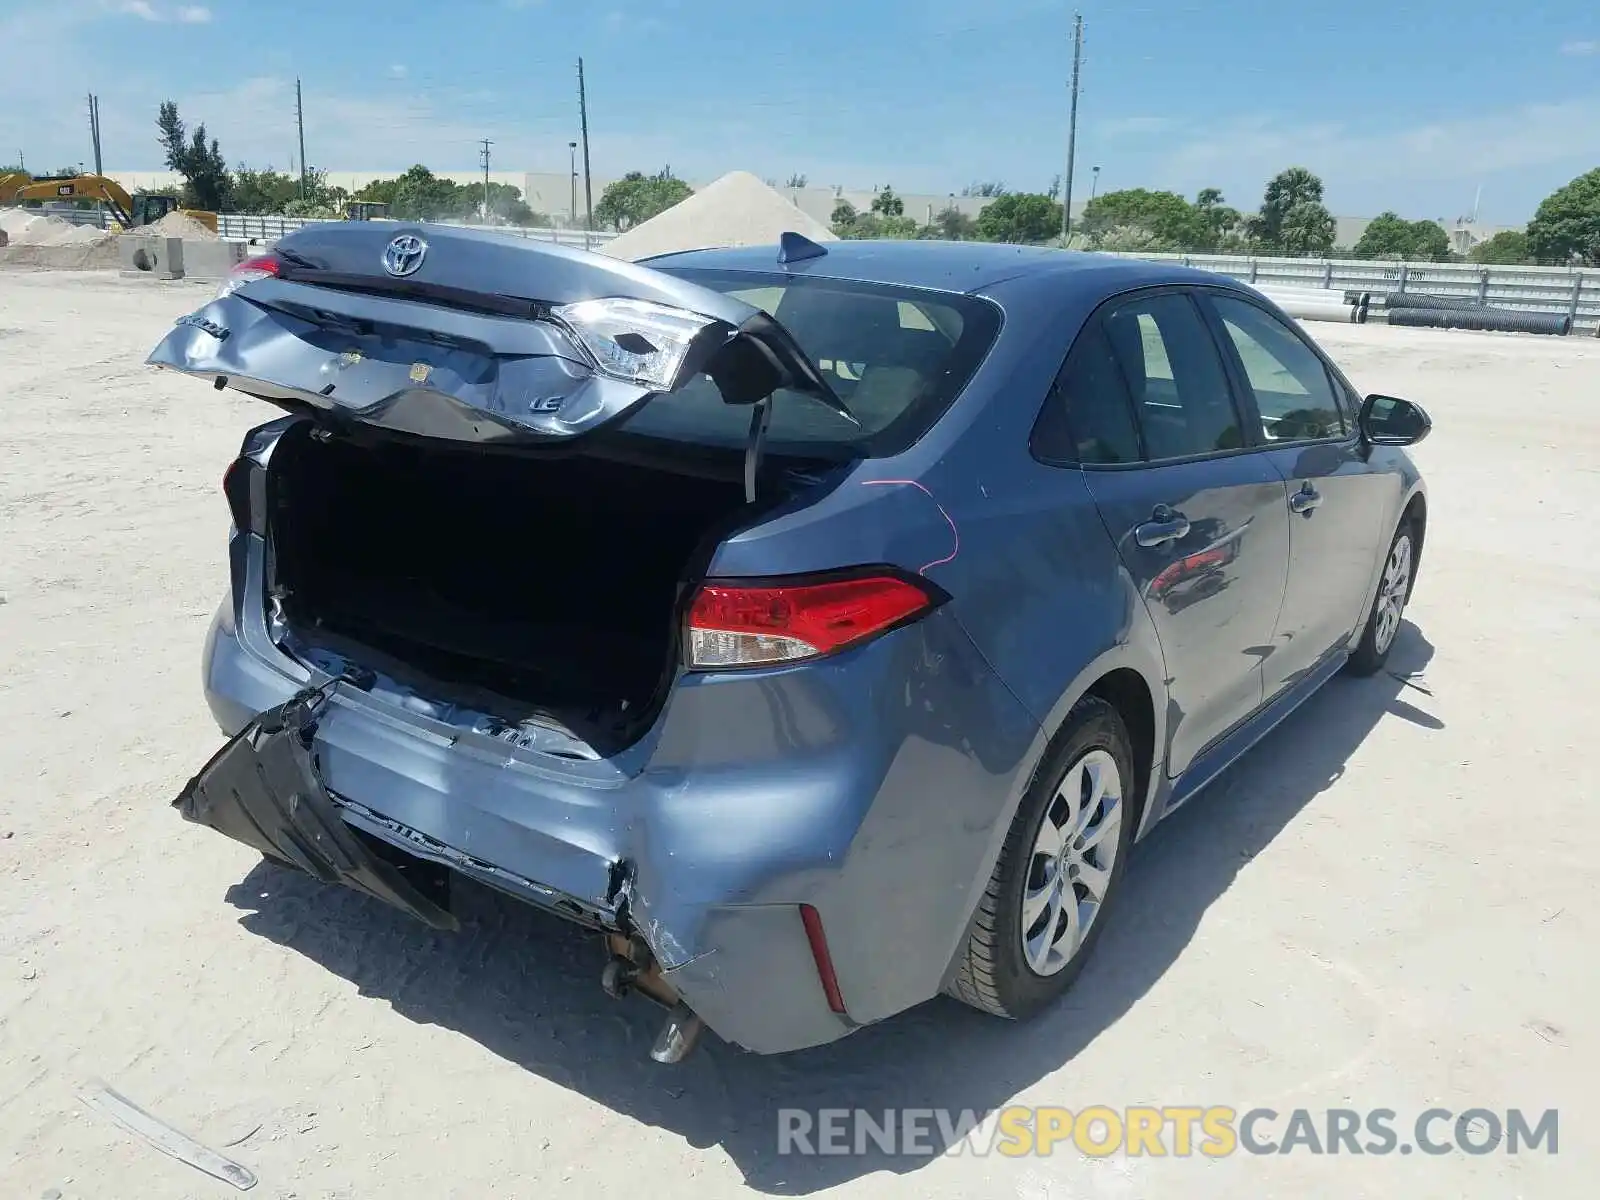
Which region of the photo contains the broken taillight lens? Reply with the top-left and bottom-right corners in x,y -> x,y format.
215,253 -> 283,298
685,571 -> 939,669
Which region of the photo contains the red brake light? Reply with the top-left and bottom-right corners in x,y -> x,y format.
685,571 -> 938,669
217,253 -> 282,297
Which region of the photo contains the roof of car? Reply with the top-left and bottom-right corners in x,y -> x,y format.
640,239 -> 1216,295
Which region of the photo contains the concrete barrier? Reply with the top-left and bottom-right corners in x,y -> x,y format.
179,239 -> 247,282
119,236 -> 184,279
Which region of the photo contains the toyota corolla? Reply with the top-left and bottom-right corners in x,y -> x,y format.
151,226 -> 1430,1062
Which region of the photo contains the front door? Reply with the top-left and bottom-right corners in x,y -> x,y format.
1200,293 -> 1396,697
1061,291 -> 1291,777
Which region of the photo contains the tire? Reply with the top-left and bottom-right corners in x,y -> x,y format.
947,696 -> 1136,1019
1346,520 -> 1417,677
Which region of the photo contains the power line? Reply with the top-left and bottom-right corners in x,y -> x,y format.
1061,12 -> 1083,245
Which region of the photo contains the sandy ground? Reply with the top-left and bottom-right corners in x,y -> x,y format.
1,270 -> 1596,1200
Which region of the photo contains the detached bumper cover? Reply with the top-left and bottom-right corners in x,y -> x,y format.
173,685 -> 459,932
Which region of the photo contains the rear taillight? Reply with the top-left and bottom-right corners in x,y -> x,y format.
216,253 -> 282,298
685,570 -> 939,669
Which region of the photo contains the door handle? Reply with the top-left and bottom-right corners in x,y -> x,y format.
1289,485 -> 1323,516
1135,506 -> 1191,548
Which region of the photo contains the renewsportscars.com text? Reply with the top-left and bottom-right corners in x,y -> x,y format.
776,1106 -> 1559,1158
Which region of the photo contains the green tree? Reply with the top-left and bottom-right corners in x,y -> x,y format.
1526,168 -> 1600,265
926,204 -> 979,240
1082,188 -> 1204,250
785,173 -> 808,189
1193,188 -> 1243,250
871,186 -> 905,217
230,166 -> 301,214
1352,212 -> 1451,261
1468,229 -> 1531,264
1251,166 -> 1335,255
156,101 -> 231,211
830,199 -> 859,237
963,180 -> 1009,197
593,166 -> 693,231
975,192 -> 1064,244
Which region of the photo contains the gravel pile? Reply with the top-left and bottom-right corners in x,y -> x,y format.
601,170 -> 835,261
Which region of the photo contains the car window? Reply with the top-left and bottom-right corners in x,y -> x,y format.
1033,324 -> 1142,465
620,269 -> 1002,459
1209,295 -> 1348,441
1102,293 -> 1244,460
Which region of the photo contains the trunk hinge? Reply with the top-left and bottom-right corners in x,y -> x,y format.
743,395 -> 773,504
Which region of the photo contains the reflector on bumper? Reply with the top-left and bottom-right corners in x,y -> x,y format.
173,685 -> 459,931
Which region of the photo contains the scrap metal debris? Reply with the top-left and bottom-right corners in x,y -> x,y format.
77,1083 -> 257,1191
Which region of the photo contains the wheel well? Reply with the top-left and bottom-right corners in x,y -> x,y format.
1086,668 -> 1155,832
1401,492 -> 1427,576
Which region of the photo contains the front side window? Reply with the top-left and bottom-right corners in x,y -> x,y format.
1209,295 -> 1347,441
1101,293 -> 1244,460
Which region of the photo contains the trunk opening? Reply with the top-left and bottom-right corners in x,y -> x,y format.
265,424 -> 815,754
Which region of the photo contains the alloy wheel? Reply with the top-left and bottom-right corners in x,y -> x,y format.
1374,533 -> 1413,654
1020,748 -> 1123,977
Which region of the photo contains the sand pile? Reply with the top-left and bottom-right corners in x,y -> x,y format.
145,211 -> 218,240
601,170 -> 835,261
0,210 -> 115,247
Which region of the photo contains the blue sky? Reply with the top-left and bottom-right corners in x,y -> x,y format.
2,0 -> 1597,222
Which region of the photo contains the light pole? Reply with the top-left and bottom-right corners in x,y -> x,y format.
1090,165 -> 1101,202
568,141 -> 578,227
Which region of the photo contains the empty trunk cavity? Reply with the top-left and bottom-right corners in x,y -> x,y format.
266,426 -> 771,753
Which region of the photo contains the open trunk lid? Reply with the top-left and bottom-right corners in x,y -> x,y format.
146,223 -> 848,449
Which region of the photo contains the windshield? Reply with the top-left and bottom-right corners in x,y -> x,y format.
618,268 -> 1001,458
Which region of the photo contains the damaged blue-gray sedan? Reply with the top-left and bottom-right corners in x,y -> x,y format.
153,226 -> 1430,1062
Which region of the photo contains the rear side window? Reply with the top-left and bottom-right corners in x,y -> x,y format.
1209,295 -> 1347,441
1033,325 -> 1142,464
1102,294 -> 1244,460
618,269 -> 1002,458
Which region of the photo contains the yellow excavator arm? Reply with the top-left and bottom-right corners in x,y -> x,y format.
5,174 -> 218,233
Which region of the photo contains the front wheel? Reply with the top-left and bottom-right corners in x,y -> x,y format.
1347,522 -> 1416,676
948,696 -> 1135,1019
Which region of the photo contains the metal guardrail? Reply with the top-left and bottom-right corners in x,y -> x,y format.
24,209 -> 1599,333
43,206 -> 616,250
1106,251 -> 1600,334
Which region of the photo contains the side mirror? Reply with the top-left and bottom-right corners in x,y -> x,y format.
1359,394 -> 1432,447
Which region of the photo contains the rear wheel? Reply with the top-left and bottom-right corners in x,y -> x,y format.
948,696 -> 1135,1018
1347,521 -> 1415,677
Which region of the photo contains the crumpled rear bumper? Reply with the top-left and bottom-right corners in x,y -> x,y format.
174,685 -> 459,932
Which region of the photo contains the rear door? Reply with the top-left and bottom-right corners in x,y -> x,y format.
1200,292 -> 1394,697
1055,290 -> 1290,777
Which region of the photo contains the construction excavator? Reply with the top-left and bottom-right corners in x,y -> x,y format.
0,173 -> 218,233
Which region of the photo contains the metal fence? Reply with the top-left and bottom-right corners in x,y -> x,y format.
1105,252 -> 1600,335
30,208 -> 1600,333
47,206 -> 616,250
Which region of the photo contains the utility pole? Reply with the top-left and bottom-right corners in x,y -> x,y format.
1060,12 -> 1083,246
295,78 -> 308,201
568,141 -> 578,226
577,57 -> 594,234
88,93 -> 103,176
479,138 -> 494,222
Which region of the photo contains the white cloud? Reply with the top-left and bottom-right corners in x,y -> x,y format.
176,5 -> 212,22
119,0 -> 160,18
114,1 -> 212,22
1561,39 -> 1598,56
1156,97 -> 1600,215
388,64 -> 407,79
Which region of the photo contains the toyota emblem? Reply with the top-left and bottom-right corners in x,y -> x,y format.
382,234 -> 428,278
